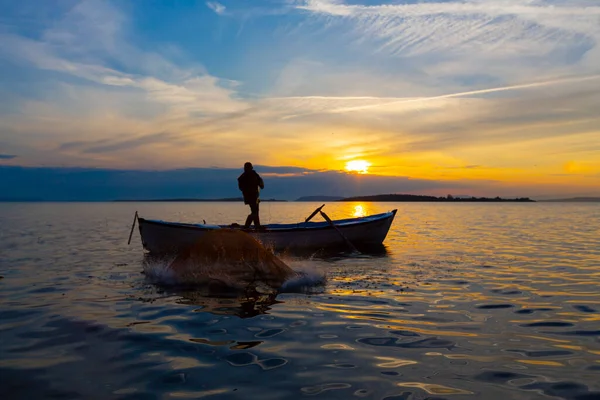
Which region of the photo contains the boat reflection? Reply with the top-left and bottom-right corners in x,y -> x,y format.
175,290 -> 282,319
278,242 -> 391,260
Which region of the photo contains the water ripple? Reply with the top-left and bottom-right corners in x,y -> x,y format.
1,202 -> 599,399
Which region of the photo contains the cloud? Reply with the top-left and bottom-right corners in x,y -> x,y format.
439,165 -> 484,170
0,0 -> 245,114
3,164 -> 598,201
0,154 -> 17,160
59,132 -> 188,154
272,74 -> 600,123
293,0 -> 600,84
0,0 -> 249,168
0,0 -> 599,198
206,1 -> 227,16
262,68 -> 600,158
0,33 -> 247,115
0,165 -> 497,201
314,75 -> 600,115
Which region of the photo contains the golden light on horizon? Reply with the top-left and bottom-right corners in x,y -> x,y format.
353,204 -> 365,218
345,159 -> 371,174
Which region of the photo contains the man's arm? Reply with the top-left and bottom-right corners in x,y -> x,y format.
257,173 -> 264,189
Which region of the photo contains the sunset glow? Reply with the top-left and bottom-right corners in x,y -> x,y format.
0,0 -> 599,200
345,160 -> 371,174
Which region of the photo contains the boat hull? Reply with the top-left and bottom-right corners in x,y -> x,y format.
137,210 -> 397,254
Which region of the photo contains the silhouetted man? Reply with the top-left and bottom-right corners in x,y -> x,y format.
238,162 -> 265,229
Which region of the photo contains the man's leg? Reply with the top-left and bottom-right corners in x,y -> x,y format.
250,202 -> 260,228
244,213 -> 253,228
254,202 -> 261,227
243,200 -> 254,228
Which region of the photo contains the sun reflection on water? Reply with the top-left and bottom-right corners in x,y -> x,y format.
353,204 -> 365,217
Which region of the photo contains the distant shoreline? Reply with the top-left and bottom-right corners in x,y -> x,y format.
115,194 -> 536,202
2,195 -> 600,203
336,194 -> 535,202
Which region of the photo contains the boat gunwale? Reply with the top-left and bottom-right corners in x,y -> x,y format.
138,209 -> 397,234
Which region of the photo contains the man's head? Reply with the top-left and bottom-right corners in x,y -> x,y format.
244,162 -> 253,172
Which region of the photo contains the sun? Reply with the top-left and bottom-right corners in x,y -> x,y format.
345,160 -> 371,174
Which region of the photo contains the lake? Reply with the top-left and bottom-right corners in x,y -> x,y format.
1,202 -> 599,400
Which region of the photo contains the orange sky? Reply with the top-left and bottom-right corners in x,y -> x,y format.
1,0 -> 600,199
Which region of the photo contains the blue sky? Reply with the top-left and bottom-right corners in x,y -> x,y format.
1,0 -> 599,199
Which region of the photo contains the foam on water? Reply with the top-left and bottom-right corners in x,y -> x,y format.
280,260 -> 328,293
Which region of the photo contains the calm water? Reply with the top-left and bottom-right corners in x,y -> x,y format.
1,202 -> 599,400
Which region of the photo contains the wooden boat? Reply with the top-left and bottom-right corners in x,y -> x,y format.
134,206 -> 397,254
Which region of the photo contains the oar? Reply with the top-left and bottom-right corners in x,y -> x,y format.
319,210 -> 360,254
304,204 -> 326,223
127,211 -> 138,245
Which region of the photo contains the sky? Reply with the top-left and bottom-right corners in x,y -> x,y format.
1,0 -> 599,200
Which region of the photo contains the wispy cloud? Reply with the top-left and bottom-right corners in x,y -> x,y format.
0,0 -> 249,168
0,154 -> 17,160
293,0 -> 600,82
0,0 -> 245,113
274,74 -> 600,120
58,132 -> 189,154
206,1 -> 227,16
0,0 -> 598,197
295,0 -> 600,50
327,75 -> 600,114
0,34 -> 247,115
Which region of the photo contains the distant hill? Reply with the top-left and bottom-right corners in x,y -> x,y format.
538,197 -> 600,202
295,195 -> 345,202
338,194 -> 534,202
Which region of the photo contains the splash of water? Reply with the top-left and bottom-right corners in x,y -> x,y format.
142,255 -> 179,285
279,260 -> 328,293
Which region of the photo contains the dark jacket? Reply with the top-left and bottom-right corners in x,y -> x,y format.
238,170 -> 264,204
